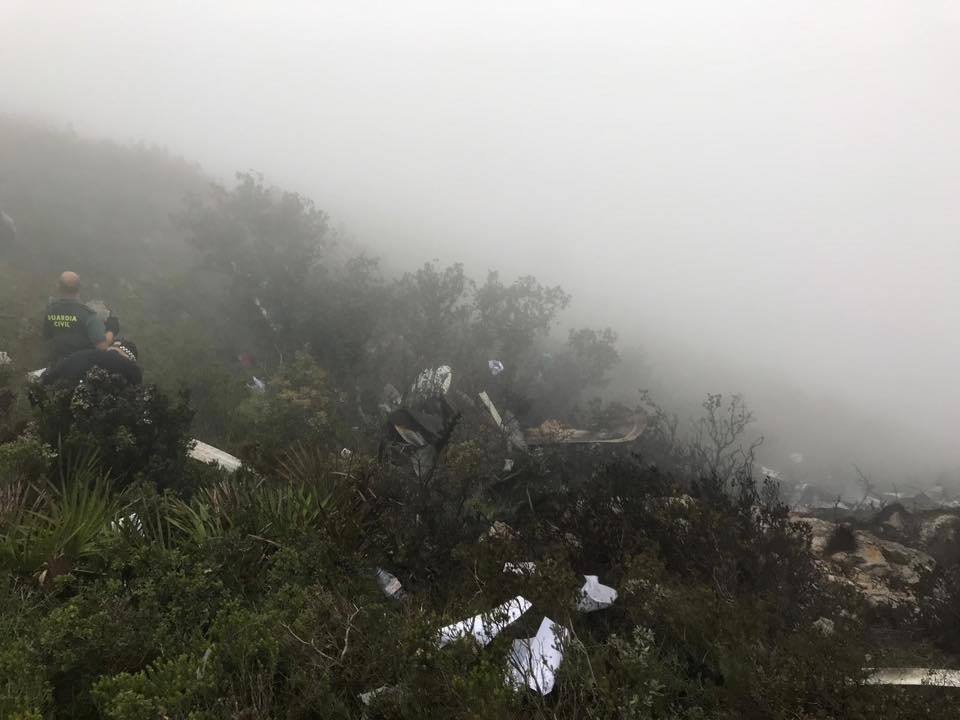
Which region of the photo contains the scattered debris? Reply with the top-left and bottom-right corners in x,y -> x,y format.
505,617 -> 570,695
411,365 -> 452,398
436,596 -> 532,648
0,351 -> 11,366
503,562 -> 537,576
359,685 -> 399,706
503,458 -> 514,472
26,368 -> 46,382
188,440 -> 242,473
488,359 -> 505,376
340,447 -> 353,458
576,575 -> 618,612
375,568 -> 405,600
247,376 -> 266,393
523,414 -> 647,446
865,668 -> 960,687
381,371 -> 460,478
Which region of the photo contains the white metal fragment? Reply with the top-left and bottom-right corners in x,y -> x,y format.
505,617 -> 570,695
576,575 -> 618,612
436,596 -> 532,648
865,668 -> 960,687
478,391 -> 503,427
188,439 -> 242,473
411,366 -> 452,397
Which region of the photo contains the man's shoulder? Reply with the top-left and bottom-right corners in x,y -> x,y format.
46,298 -> 94,315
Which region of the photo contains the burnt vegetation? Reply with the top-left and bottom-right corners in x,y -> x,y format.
0,119 -> 958,719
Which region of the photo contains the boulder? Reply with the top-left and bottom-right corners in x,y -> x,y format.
794,516 -> 935,609
920,513 -> 960,567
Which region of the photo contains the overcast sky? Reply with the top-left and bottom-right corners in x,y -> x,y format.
3,1 -> 959,480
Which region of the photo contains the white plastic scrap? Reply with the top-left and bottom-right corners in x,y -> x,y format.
505,617 -> 570,695
488,359 -> 505,376
576,575 -> 618,613
503,562 -> 537,576
375,568 -> 404,600
411,365 -> 452,397
188,439 -> 242,473
436,595 -> 532,648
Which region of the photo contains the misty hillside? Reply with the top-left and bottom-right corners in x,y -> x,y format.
2,118 -> 960,718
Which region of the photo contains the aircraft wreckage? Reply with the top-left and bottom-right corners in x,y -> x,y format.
26,361 -> 646,477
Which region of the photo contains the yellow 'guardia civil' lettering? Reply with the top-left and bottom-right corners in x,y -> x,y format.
47,314 -> 78,328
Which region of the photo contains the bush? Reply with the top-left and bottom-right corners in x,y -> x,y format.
32,371 -> 194,493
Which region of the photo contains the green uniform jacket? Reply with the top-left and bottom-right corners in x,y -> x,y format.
42,298 -> 106,364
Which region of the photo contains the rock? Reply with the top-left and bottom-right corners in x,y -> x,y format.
794,515 -> 935,609
812,617 -> 835,636
920,513 -> 960,566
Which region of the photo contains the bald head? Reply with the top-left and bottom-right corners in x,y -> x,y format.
58,271 -> 81,298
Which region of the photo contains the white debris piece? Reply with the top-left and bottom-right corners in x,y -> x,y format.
110,512 -> 143,534
411,365 -> 452,397
488,359 -> 505,376
478,391 -> 503,427
340,447 -> 353,458
503,562 -> 537,576
760,466 -> 782,480
436,596 -> 532,648
248,376 -> 266,393
0,351 -> 11,366
188,440 -> 242,473
576,575 -> 618,613
375,568 -> 404,600
505,617 -> 570,695
865,668 -> 960,687
503,458 -> 514,472
27,368 -> 46,382
359,685 -> 397,706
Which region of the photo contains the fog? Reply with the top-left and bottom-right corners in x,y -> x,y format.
3,1 -> 960,490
